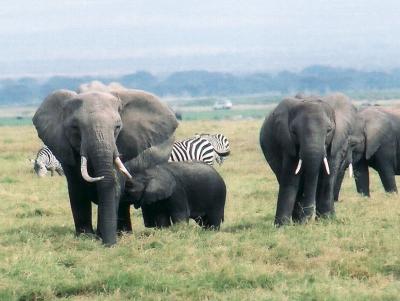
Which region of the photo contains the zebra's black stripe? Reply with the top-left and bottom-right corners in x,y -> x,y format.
196,133 -> 230,155
169,137 -> 215,165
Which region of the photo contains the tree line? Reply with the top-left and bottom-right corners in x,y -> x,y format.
2,65 -> 400,105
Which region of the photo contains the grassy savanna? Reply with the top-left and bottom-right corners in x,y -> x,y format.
1,120 -> 400,301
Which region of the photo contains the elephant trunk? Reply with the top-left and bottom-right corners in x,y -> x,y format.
88,145 -> 118,246
294,143 -> 327,221
79,128 -> 133,246
301,152 -> 323,200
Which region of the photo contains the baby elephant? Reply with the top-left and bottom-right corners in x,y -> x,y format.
125,162 -> 226,229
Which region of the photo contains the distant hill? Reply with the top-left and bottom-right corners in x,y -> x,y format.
2,65 -> 400,105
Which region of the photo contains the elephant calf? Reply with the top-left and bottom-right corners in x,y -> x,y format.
125,162 -> 226,229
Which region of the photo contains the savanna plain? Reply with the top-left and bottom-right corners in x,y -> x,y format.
1,120 -> 400,301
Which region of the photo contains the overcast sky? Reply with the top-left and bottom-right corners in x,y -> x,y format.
1,0 -> 400,76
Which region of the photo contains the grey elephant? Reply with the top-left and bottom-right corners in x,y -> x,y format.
33,89 -> 178,245
124,162 -> 226,229
260,93 -> 356,225
350,106 -> 400,196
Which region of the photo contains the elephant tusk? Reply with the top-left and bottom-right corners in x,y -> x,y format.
348,163 -> 353,178
115,157 -> 133,179
295,159 -> 302,175
323,157 -> 330,175
80,156 -> 104,182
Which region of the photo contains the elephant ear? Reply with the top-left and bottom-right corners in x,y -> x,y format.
32,90 -> 77,165
142,167 -> 177,204
270,98 -> 298,156
113,90 -> 178,166
363,109 -> 392,160
323,93 -> 356,155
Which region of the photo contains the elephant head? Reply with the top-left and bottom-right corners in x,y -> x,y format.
275,97 -> 335,177
125,167 -> 176,209
33,89 -> 178,245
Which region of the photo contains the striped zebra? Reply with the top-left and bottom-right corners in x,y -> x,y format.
195,133 -> 230,165
32,145 -> 64,177
169,137 -> 215,165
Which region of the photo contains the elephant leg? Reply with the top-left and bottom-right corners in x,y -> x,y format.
142,207 -> 157,228
354,159 -> 370,197
292,177 -> 305,222
194,216 -> 206,227
155,214 -> 171,228
64,167 -> 94,235
275,157 -> 301,226
170,212 -> 189,225
376,165 -> 397,193
316,172 -> 336,219
170,197 -> 190,225
202,212 -> 222,230
117,202 -> 132,234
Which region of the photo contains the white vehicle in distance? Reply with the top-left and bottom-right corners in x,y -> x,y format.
213,99 -> 233,110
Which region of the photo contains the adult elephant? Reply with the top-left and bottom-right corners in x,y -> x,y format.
260,93 -> 356,225
350,106 -> 400,196
33,89 -> 178,245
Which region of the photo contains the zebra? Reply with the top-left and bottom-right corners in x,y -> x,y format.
169,136 -> 215,165
31,145 -> 64,177
194,133 -> 230,165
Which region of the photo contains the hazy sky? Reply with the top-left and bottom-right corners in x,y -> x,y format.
1,0 -> 400,76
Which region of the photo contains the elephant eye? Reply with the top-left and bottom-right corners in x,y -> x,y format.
71,125 -> 80,134
115,124 -> 122,136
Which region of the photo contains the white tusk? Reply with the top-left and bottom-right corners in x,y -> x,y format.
348,163 -> 353,178
115,157 -> 133,179
80,156 -> 104,182
323,157 -> 330,175
295,159 -> 302,175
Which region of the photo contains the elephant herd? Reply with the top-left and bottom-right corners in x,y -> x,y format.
260,93 -> 400,226
32,86 -> 400,246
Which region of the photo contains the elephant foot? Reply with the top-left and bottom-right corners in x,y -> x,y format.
274,216 -> 292,227
357,191 -> 370,198
315,210 -> 335,220
292,215 -> 313,224
75,226 -> 95,235
117,228 -> 133,236
292,204 -> 314,224
76,231 -> 99,240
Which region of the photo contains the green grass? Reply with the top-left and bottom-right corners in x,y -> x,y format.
182,108 -> 272,121
0,117 -> 33,127
1,122 -> 400,300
